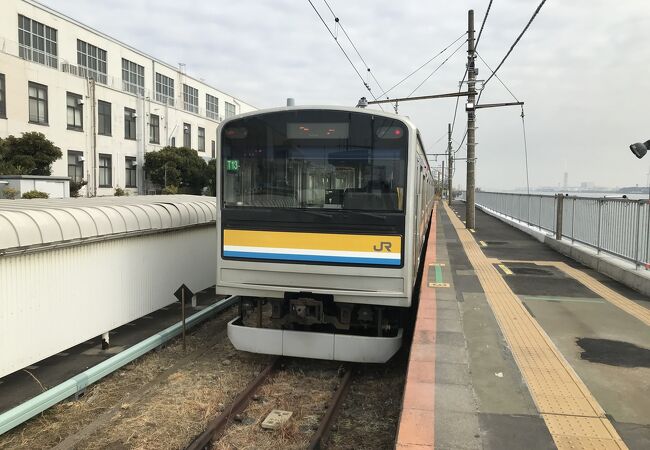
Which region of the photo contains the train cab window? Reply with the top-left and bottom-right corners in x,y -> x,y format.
221,110 -> 407,211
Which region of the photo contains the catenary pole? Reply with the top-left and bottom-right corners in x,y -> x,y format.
448,123 -> 453,206
466,10 -> 477,229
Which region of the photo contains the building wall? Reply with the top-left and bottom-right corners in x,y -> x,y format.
0,225 -> 217,378
0,0 -> 256,196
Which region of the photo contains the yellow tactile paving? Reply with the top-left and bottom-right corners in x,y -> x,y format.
443,203 -> 628,450
540,261 -> 650,327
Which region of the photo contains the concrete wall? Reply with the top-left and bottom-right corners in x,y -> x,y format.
0,176 -> 70,198
0,0 -> 256,196
0,225 -> 217,378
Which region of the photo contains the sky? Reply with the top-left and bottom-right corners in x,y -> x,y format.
39,0 -> 650,191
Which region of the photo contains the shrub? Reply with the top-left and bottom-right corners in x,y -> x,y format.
22,190 -> 49,199
0,132 -> 62,176
70,180 -> 87,198
161,185 -> 179,195
114,187 -> 128,196
1,187 -> 18,199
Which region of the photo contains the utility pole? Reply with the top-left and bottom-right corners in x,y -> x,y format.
466,9 -> 477,229
440,160 -> 445,199
447,123 -> 453,206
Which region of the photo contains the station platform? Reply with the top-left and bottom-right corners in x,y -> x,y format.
397,201 -> 650,450
0,289 -> 224,415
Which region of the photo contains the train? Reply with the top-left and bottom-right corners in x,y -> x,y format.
215,105 -> 434,363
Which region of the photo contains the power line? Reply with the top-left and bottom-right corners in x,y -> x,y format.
378,32 -> 467,99
321,0 -> 386,96
475,51 -> 519,102
474,0 -> 494,51
407,38 -> 467,98
483,0 -> 548,88
305,0 -> 384,110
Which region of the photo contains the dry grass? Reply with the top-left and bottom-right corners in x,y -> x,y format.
214,360 -> 343,450
0,308 -> 247,450
326,357 -> 407,450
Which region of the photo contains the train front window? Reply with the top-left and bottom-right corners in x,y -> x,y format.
222,111 -> 407,211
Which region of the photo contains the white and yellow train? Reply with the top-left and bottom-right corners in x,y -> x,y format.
215,105 -> 434,362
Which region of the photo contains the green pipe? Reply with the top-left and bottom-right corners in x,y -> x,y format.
0,295 -> 237,435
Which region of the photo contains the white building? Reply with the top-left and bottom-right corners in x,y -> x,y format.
0,0 -> 256,196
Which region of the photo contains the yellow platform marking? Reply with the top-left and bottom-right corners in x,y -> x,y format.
469,228 -> 476,233
479,240 -> 487,247
498,264 -> 513,275
503,260 -> 650,327
443,203 -> 627,450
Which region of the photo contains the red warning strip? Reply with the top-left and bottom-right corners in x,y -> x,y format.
395,204 -> 437,449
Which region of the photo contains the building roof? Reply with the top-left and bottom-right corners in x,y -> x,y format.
0,195 -> 216,254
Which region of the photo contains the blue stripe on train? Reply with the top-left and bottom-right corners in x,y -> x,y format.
223,250 -> 401,266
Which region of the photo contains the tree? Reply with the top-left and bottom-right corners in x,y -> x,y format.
144,147 -> 209,195
207,158 -> 217,196
0,132 -> 62,176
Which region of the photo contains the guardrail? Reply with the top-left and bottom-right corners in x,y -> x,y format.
470,191 -> 650,268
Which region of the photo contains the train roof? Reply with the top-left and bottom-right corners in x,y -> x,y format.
0,195 -> 216,254
218,105 -> 420,133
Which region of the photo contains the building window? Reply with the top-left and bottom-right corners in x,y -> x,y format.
198,127 -> 205,151
77,39 -> 107,84
149,114 -> 160,144
122,58 -> 144,96
66,92 -> 83,131
155,73 -> 174,106
171,137 -> 176,147
225,101 -> 236,118
183,84 -> 199,114
67,150 -> 84,183
28,81 -> 48,124
211,140 -> 216,158
98,100 -> 111,136
18,15 -> 58,68
99,154 -> 112,187
183,123 -> 191,148
0,74 -> 6,118
124,107 -> 136,140
125,157 -> 137,188
206,94 -> 219,120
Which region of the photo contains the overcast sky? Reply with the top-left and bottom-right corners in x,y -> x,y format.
41,0 -> 650,191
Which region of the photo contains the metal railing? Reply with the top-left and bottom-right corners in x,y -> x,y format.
472,191 -> 650,268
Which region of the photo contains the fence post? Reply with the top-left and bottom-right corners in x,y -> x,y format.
555,194 -> 564,240
538,196 -> 542,230
596,199 -> 603,254
571,198 -> 576,243
634,201 -> 641,268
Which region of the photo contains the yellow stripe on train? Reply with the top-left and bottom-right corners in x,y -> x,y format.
224,229 -> 402,253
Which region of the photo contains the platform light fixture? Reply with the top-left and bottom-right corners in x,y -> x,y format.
629,140 -> 650,159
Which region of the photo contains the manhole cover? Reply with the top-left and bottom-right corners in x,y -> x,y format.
509,267 -> 554,276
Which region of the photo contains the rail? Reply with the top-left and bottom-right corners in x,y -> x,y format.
467,191 -> 650,268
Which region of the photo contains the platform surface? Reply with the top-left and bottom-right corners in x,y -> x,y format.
397,201 -> 650,450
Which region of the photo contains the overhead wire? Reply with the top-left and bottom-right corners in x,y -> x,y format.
482,0 -> 548,89
377,31 -> 467,99
305,0 -> 384,110
406,38 -> 467,98
321,0 -> 386,97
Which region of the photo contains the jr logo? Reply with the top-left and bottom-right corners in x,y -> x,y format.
373,241 -> 392,252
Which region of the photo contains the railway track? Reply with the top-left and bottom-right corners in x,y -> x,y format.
185,359 -> 354,450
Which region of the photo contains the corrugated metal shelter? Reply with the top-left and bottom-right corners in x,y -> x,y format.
0,196 -> 217,378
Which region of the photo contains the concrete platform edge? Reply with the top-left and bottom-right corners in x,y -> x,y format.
475,204 -> 650,297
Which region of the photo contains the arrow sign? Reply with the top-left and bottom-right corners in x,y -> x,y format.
174,284 -> 194,302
